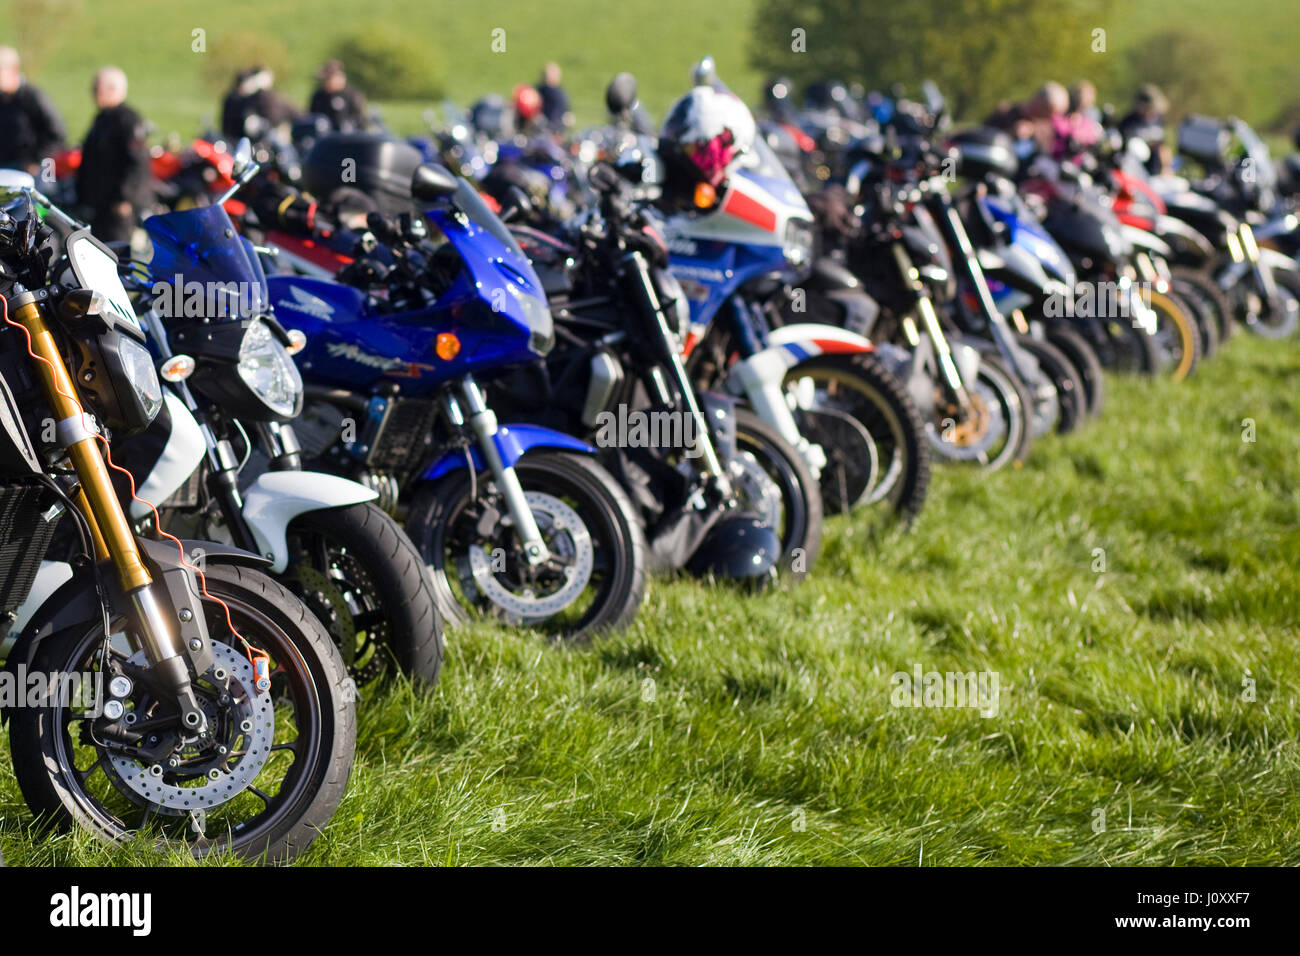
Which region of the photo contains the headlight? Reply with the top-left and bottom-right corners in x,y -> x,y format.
238,319 -> 303,418
784,219 -> 815,268
506,282 -> 554,355
119,337 -> 164,424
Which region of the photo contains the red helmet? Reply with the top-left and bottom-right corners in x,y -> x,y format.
514,84 -> 543,123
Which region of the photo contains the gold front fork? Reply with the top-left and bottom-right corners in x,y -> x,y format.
9,293 -> 152,592
7,292 -> 203,731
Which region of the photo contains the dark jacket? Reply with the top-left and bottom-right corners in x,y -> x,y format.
224,88 -> 301,139
0,83 -> 66,170
537,83 -> 569,126
77,103 -> 154,211
309,85 -> 367,132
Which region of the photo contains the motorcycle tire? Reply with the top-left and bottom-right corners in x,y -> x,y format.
781,352 -> 931,523
732,406 -> 823,577
406,451 -> 647,642
927,352 -> 1033,471
1016,334 -> 1087,435
9,564 -> 356,864
1044,325 -> 1105,421
284,502 -> 443,685
1147,290 -> 1201,381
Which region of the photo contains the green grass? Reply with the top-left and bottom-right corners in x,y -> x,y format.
3,332 -> 1300,865
4,0 -> 1297,145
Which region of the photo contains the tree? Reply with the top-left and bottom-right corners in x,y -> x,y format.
749,0 -> 1115,120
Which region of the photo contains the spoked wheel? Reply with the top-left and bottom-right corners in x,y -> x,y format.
781,353 -> 930,523
731,407 -> 823,577
1146,290 -> 1201,381
9,565 -> 355,864
284,502 -> 443,685
407,451 -> 646,641
926,353 -> 1032,471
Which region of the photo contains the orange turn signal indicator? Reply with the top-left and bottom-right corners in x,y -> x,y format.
159,354 -> 196,382
694,182 -> 717,209
435,333 -> 461,361
285,329 -> 308,355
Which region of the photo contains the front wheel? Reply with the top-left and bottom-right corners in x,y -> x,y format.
9,565 -> 356,864
284,502 -> 443,685
1016,335 -> 1087,435
927,353 -> 1032,471
1147,290 -> 1201,381
407,451 -> 647,641
782,353 -> 931,523
731,407 -> 823,577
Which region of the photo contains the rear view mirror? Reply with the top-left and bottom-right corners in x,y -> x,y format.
410,163 -> 460,201
232,136 -> 254,177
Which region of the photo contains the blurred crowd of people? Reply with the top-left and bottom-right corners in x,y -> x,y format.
0,47 -> 579,244
985,79 -> 1173,175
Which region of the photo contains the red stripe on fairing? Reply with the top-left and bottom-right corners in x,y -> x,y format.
722,189 -> 779,232
812,338 -> 872,354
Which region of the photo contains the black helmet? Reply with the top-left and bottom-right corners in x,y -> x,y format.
948,126 -> 1020,181
764,76 -> 796,119
804,79 -> 852,117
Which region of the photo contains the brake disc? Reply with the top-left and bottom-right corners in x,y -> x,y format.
103,642 -> 275,814
285,560 -> 366,674
727,451 -> 784,530
462,490 -> 594,623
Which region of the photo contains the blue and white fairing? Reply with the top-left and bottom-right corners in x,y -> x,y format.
660,138 -> 816,333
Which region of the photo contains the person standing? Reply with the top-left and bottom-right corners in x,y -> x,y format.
1118,84 -> 1172,175
309,60 -> 367,132
76,67 -> 154,245
535,61 -> 571,129
0,46 -> 66,174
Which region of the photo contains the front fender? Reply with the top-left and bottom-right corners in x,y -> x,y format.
1121,224 -> 1173,258
241,470 -> 379,573
765,323 -> 874,355
1153,214 -> 1215,262
421,424 -> 595,482
1260,247 -> 1299,273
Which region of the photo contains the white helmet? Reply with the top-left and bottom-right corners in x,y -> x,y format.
659,85 -> 756,187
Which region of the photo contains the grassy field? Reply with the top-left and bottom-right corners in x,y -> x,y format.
3,331 -> 1299,866
3,0 -> 1298,144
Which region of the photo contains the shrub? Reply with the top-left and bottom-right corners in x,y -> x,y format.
331,26 -> 444,101
200,31 -> 294,96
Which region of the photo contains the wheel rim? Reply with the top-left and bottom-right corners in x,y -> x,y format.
285,531 -> 389,682
1147,291 -> 1197,381
926,362 -> 1022,470
784,366 -> 908,510
46,591 -> 325,854
431,465 -> 619,635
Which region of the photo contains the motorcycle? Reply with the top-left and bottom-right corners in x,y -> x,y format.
495,159 -> 816,578
121,143 -> 443,683
263,159 -> 648,639
0,180 -> 354,862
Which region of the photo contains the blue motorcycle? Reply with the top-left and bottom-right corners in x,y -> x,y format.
260,163 -> 647,639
